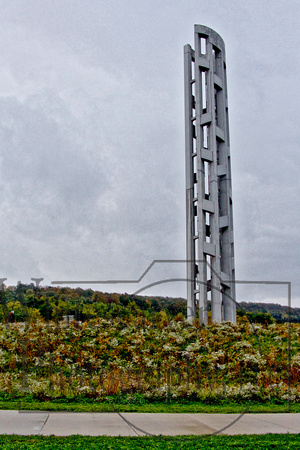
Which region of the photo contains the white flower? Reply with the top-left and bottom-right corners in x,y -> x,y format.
110,338 -> 119,347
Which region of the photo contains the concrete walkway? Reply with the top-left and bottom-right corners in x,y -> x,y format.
0,411 -> 299,436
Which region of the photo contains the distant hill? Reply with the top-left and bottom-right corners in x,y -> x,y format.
237,301 -> 300,323
1,283 -> 298,323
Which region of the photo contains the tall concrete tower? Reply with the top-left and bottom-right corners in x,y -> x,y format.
184,25 -> 236,324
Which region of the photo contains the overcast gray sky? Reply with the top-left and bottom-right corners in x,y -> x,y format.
0,0 -> 299,306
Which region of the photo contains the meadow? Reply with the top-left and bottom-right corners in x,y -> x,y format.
0,316 -> 298,409
0,285 -> 298,411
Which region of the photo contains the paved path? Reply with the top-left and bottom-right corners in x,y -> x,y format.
0,411 -> 299,436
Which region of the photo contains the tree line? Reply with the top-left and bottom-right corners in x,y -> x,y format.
0,283 -> 297,324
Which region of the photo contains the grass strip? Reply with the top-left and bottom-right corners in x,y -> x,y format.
0,399 -> 298,413
0,434 -> 300,449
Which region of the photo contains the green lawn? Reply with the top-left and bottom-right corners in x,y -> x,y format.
0,398 -> 298,414
0,434 -> 299,449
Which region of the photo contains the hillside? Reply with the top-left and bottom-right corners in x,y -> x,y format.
237,301 -> 299,323
0,284 -> 298,323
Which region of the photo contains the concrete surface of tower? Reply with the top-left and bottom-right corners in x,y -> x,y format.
184,25 -> 236,324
